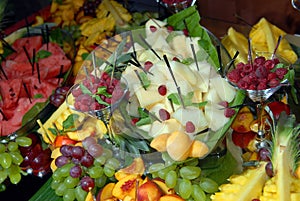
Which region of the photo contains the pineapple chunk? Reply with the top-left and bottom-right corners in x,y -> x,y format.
211,162 -> 268,201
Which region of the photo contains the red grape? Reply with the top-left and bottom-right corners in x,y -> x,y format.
81,152 -> 94,168
265,161 -> 274,177
82,137 -> 97,149
71,146 -> 85,159
185,121 -> 195,133
258,147 -> 270,162
87,143 -> 103,158
159,109 -> 170,121
55,86 -> 70,96
55,155 -> 70,168
30,148 -> 51,170
50,93 -> 65,107
80,176 -> 95,192
60,145 -> 73,157
158,85 -> 167,96
70,165 -> 82,178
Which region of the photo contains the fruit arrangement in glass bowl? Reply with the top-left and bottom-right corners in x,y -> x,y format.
225,52 -> 292,102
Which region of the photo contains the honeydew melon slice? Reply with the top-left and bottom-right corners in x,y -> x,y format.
172,106 -> 208,135
132,84 -> 165,108
204,102 -> 229,131
210,76 -> 236,103
149,119 -> 183,138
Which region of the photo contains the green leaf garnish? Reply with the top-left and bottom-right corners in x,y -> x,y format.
62,114 -> 79,130
139,71 -> 151,89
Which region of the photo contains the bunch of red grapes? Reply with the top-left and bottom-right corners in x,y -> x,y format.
71,72 -> 121,112
51,136 -> 121,200
227,56 -> 288,90
19,133 -> 52,177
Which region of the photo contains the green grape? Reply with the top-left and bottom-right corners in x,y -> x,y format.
95,156 -> 106,165
158,164 -> 177,180
60,163 -> 73,178
94,175 -> 107,188
8,164 -> 21,184
105,158 -> 120,170
0,152 -> 12,169
206,193 -> 212,201
7,142 -> 18,152
88,166 -> 103,179
64,176 -> 79,188
178,178 -> 193,200
103,165 -> 115,177
63,188 -> 76,201
52,168 -> 63,181
184,158 -> 199,167
192,184 -> 206,201
162,152 -> 175,166
199,177 -> 219,194
75,185 -> 88,201
0,169 -> 8,184
51,179 -> 62,190
15,136 -> 32,147
179,166 -> 201,180
148,163 -> 165,174
101,148 -> 113,159
10,152 -> 24,165
165,170 -> 177,188
0,144 -> 6,153
55,182 -> 68,196
0,183 -> 6,192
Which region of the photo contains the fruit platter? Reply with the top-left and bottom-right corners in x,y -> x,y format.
1,1 -> 300,201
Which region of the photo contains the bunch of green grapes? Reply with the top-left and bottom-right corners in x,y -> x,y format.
51,136 -> 121,201
0,135 -> 32,191
148,154 -> 219,201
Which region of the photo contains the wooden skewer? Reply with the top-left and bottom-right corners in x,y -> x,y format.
22,81 -> 32,103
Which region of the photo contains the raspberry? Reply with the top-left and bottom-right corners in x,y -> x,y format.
268,78 -> 280,87
227,69 -> 241,83
248,84 -> 256,90
264,60 -> 275,70
275,68 -> 288,79
237,80 -> 248,89
236,62 -> 245,70
218,101 -> 229,108
255,66 -> 268,78
254,56 -> 266,65
243,64 -> 253,73
257,82 -> 267,90
224,108 -> 235,118
267,72 -> 277,81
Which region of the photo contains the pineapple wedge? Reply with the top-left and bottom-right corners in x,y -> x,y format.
211,162 -> 268,201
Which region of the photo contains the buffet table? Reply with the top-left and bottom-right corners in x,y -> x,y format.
1,1 -> 300,201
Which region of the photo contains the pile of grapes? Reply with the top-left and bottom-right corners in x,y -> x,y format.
51,136 -> 121,201
148,155 -> 219,200
0,135 -> 32,192
19,133 -> 52,178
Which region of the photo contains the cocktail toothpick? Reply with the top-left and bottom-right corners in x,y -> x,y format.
163,54 -> 185,108
138,34 -> 161,60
